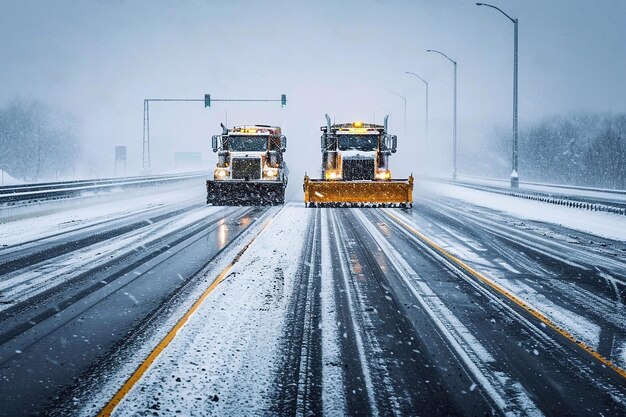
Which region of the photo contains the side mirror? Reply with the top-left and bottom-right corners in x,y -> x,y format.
211,135 -> 219,153
280,135 -> 287,152
391,135 -> 397,153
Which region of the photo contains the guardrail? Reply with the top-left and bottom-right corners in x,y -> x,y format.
458,175 -> 626,196
0,172 -> 209,206
430,176 -> 626,216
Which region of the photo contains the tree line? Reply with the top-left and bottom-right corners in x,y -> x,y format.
0,99 -> 81,182
464,113 -> 626,190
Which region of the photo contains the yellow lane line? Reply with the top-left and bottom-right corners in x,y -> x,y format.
98,212 -> 277,417
384,209 -> 626,381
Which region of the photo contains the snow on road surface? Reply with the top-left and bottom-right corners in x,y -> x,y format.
109,204 -> 309,416
2,181 -> 623,416
417,181 -> 626,241
0,204 -> 220,309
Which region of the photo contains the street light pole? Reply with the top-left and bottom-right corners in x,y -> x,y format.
389,91 -> 408,142
476,2 -> 519,188
513,18 -> 519,188
405,72 -> 429,170
427,49 -> 458,180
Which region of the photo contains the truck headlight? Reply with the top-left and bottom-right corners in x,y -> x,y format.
325,170 -> 342,180
214,168 -> 229,180
375,170 -> 391,180
264,167 -> 279,178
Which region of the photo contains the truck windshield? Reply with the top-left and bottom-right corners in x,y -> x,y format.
337,134 -> 378,151
228,136 -> 268,152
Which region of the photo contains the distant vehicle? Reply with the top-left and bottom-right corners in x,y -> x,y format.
207,124 -> 288,205
303,114 -> 413,207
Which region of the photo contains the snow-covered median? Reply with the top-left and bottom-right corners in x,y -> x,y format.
419,181 -> 626,241
110,204 -> 309,416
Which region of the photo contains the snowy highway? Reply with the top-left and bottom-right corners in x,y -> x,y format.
4,1 -> 626,416
1,181 -> 626,416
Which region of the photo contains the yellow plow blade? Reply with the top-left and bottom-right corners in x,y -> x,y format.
303,175 -> 413,207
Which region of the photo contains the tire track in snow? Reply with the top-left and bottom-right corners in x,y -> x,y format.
375,208 -> 626,414
272,208 -> 323,416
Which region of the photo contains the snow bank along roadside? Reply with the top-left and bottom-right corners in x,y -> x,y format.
0,178 -> 206,223
106,204 -> 309,416
0,182 -> 205,246
419,181 -> 626,241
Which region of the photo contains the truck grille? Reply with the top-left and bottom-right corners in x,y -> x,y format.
342,157 -> 375,181
232,158 -> 262,180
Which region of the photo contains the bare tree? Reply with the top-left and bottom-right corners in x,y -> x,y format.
470,112 -> 625,189
0,99 -> 80,182
583,118 -> 626,189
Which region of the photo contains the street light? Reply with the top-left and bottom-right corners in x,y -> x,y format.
427,49 -> 458,180
388,91 -> 407,142
476,2 -> 519,188
405,72 -> 429,171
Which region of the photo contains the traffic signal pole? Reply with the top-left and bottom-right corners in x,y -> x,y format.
141,94 -> 287,173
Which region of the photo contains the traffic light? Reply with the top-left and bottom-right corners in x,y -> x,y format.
281,94 -> 287,107
204,94 -> 211,108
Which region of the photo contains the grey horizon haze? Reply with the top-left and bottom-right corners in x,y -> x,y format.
1,0 -> 625,197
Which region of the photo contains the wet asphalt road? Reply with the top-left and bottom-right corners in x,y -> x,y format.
2,194 -> 626,416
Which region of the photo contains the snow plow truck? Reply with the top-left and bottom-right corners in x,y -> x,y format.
207,124 -> 288,205
303,114 -> 413,207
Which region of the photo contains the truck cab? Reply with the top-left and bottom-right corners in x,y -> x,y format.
321,116 -> 397,182
212,124 -> 287,182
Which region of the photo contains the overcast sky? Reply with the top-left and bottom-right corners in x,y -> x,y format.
1,0 -> 625,195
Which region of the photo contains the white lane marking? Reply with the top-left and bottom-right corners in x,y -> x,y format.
330,210 -> 380,417
495,258 -> 522,274
432,221 -> 488,253
354,210 -> 543,417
